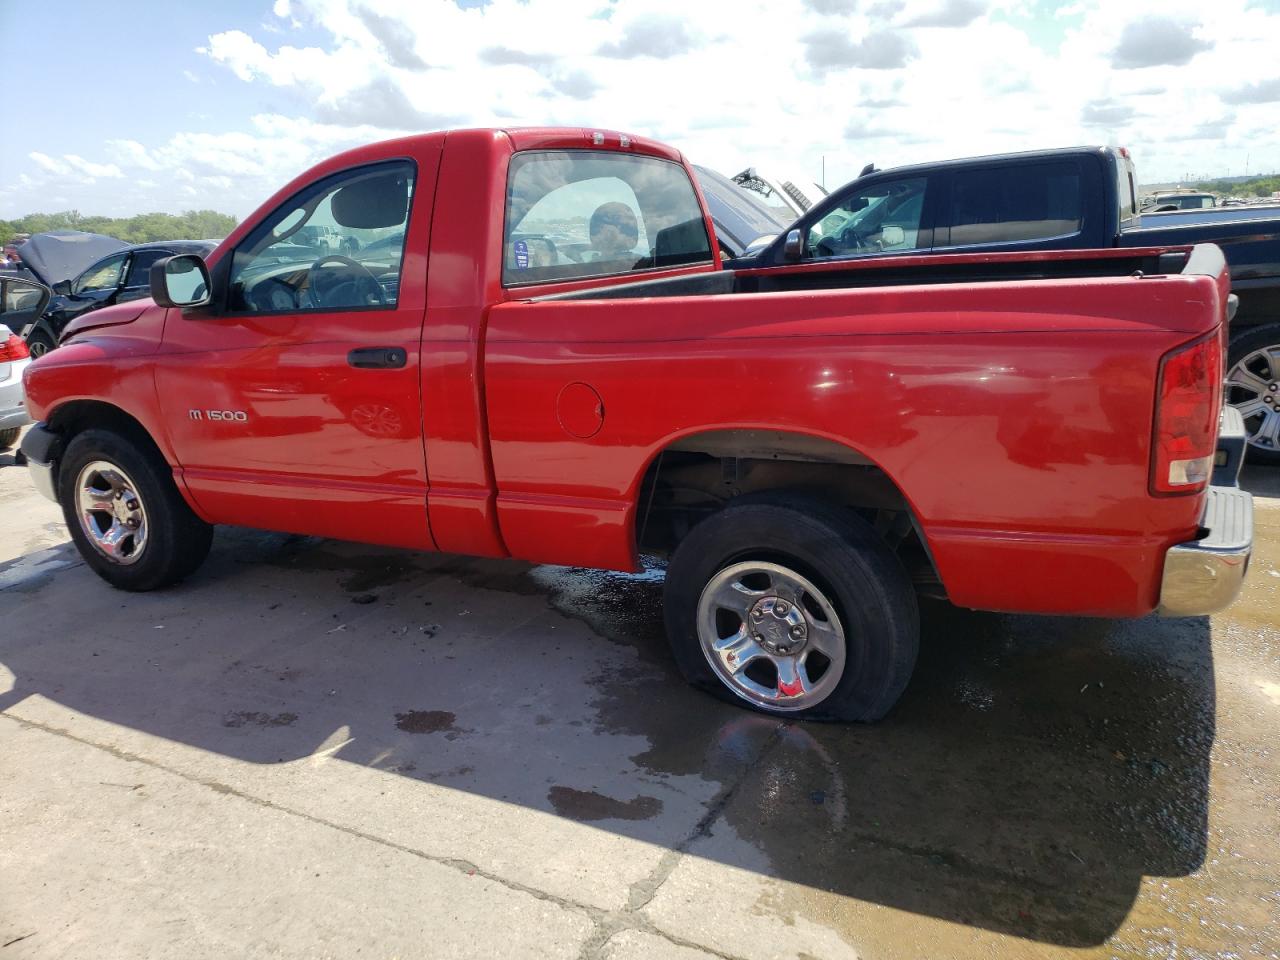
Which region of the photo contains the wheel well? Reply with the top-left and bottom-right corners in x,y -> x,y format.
634,430 -> 943,597
47,401 -> 168,486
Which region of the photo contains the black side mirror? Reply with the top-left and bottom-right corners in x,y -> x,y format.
782,229 -> 803,261
150,254 -> 211,308
52,280 -> 72,296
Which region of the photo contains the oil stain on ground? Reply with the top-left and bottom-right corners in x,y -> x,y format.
223,711 -> 298,728
547,785 -> 662,822
394,709 -> 458,734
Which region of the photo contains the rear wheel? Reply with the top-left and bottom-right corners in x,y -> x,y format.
663,494 -> 919,722
25,329 -> 56,358
58,428 -> 213,590
1227,322 -> 1280,465
0,427 -> 19,451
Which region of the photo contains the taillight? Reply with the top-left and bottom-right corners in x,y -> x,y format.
0,331 -> 30,362
1151,332 -> 1222,496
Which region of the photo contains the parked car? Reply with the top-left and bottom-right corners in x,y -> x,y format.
1147,192 -> 1217,212
731,167 -> 827,220
20,127 -> 1251,723
0,277 -> 50,451
24,240 -> 216,355
693,165 -> 793,257
740,146 -> 1280,463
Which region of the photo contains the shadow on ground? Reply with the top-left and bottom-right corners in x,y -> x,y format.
0,528 -> 1215,947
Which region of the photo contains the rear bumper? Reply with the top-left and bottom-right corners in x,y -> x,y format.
0,357 -> 31,430
20,421 -> 62,503
1157,407 -> 1253,617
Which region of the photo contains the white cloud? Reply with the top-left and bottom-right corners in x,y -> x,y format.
7,0 -> 1280,219
28,152 -> 122,180
29,152 -> 70,176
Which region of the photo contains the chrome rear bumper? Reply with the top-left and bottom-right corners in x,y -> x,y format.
1157,406 -> 1253,617
1157,485 -> 1253,617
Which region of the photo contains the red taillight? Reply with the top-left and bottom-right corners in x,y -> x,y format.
1151,332 -> 1222,496
0,332 -> 30,362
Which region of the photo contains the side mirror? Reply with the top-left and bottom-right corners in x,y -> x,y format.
52,280 -> 72,297
151,254 -> 211,308
782,228 -> 803,261
880,225 -> 905,247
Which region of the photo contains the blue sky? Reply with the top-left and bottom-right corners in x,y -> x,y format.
2,0 -> 1278,219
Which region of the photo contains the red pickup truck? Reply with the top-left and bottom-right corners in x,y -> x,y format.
20,127 -> 1254,722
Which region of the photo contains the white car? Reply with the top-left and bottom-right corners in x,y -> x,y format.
0,276 -> 51,452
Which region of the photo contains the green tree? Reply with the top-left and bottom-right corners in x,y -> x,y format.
1195,174 -> 1280,198
0,210 -> 237,247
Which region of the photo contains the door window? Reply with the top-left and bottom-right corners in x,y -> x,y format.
4,281 -> 45,312
805,178 -> 928,259
73,254 -> 127,294
503,150 -> 712,286
946,163 -> 1082,246
124,250 -> 169,289
227,160 -> 415,314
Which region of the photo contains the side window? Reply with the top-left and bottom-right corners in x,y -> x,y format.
805,178 -> 928,259
5,282 -> 45,313
74,254 -> 127,294
946,163 -> 1082,246
503,150 -> 712,286
228,160 -> 414,314
124,250 -> 168,288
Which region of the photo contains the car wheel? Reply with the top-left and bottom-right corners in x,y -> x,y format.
0,427 -> 19,451
25,329 -> 56,357
58,428 -> 213,591
1226,321 -> 1280,465
663,493 -> 919,722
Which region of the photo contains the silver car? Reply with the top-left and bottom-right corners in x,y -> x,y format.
0,277 -> 51,452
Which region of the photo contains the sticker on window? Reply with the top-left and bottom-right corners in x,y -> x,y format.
513,239 -> 529,270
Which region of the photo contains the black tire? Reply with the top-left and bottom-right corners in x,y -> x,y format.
0,427 -> 19,452
25,329 -> 56,358
663,493 -> 919,722
58,428 -> 213,591
1226,321 -> 1280,465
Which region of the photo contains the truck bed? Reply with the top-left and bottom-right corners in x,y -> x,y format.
535,246 -> 1205,302
487,244 -> 1230,617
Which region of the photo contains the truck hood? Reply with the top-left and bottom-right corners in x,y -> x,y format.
59,298 -> 154,343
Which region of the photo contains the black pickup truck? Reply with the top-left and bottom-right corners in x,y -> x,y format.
741,146 -> 1280,462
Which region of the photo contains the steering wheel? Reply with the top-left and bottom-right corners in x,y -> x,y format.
306,255 -> 385,309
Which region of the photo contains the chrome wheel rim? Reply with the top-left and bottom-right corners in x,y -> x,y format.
75,460 -> 149,565
697,561 -> 846,711
28,338 -> 49,357
1227,344 -> 1280,452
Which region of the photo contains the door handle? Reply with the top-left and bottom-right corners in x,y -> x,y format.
347,346 -> 407,369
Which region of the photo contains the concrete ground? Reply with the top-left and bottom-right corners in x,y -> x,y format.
2,427 -> 1278,960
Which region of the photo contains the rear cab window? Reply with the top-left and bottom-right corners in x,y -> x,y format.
502,150 -> 712,286
942,162 -> 1084,247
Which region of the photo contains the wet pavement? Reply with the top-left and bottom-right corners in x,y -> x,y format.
2,438 -> 1278,959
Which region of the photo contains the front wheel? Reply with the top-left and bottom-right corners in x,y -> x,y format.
58,428 -> 213,591
0,426 -> 19,451
1226,321 -> 1280,465
663,494 -> 919,722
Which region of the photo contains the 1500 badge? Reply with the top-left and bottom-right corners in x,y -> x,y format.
189,409 -> 248,422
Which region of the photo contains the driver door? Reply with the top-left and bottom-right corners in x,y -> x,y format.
154,153 -> 439,550
803,176 -> 935,261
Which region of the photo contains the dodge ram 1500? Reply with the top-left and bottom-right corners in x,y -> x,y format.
21,127 -> 1254,722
